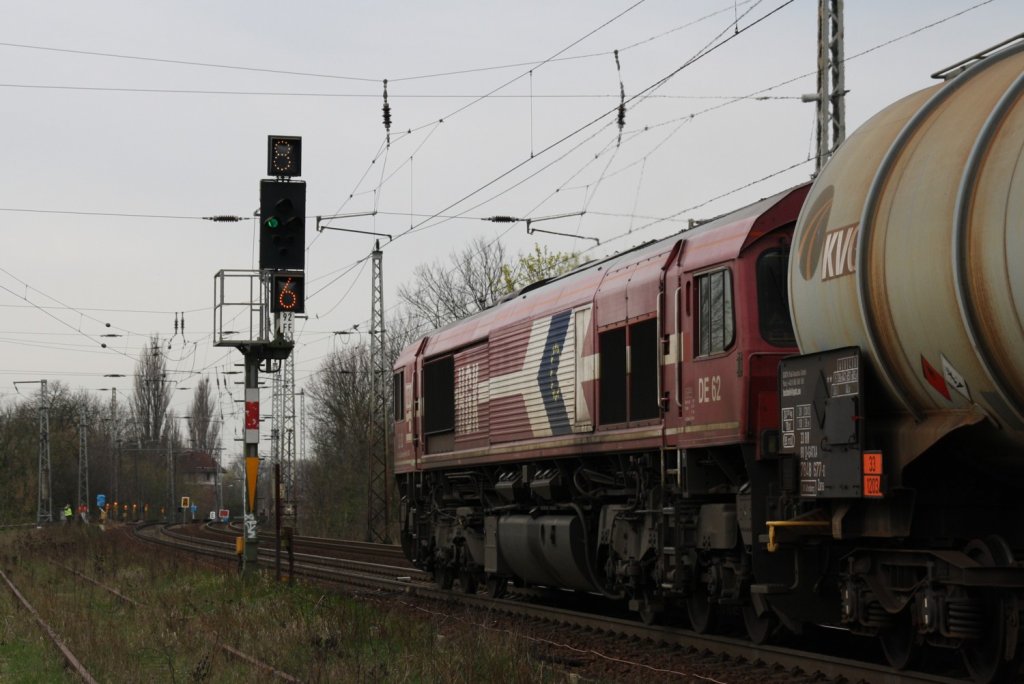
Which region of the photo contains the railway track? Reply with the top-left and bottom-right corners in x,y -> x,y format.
0,567 -> 98,683
144,522 -> 426,584
0,526 -> 303,682
203,521 -> 408,565
137,522 -> 973,683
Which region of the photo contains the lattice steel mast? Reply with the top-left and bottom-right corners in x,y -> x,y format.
367,241 -> 391,543
38,382 -> 51,523
806,0 -> 846,173
78,409 -> 89,516
278,313 -> 297,508
110,388 -> 119,505
17,380 -> 53,524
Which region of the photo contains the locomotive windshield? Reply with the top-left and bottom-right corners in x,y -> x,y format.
756,248 -> 796,347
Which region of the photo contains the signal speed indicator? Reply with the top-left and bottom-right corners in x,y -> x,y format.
271,274 -> 304,313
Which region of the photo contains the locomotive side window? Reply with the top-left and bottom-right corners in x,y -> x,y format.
599,320 -> 659,425
423,356 -> 455,435
696,269 -> 734,356
393,370 -> 404,422
629,319 -> 659,421
756,248 -> 796,347
599,328 -> 627,424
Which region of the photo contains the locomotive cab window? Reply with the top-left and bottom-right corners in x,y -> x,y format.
392,370 -> 404,422
696,268 -> 734,356
756,248 -> 796,347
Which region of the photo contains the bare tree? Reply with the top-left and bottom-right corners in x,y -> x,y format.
187,377 -> 220,453
396,238 -> 582,330
397,236 -> 510,328
300,310 -> 422,536
131,335 -> 171,446
165,408 -> 183,449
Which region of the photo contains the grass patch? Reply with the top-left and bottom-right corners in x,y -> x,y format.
0,525 -> 564,682
0,588 -> 73,684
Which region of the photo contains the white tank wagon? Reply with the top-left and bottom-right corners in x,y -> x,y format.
790,35 -> 1024,471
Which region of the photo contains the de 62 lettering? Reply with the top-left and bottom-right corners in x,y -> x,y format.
697,375 -> 722,403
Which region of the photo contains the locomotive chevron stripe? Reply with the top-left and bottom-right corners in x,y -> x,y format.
537,310 -> 572,436
489,310 -> 576,438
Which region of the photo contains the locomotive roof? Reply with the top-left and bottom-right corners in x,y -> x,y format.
398,182 -> 809,364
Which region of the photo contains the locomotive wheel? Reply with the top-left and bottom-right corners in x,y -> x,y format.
686,589 -> 718,634
400,529 -> 415,562
742,605 -> 778,645
961,537 -> 1019,684
878,606 -> 921,671
485,575 -> 508,599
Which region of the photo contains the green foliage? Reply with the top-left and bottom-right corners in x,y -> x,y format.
500,243 -> 581,295
0,595 -> 72,683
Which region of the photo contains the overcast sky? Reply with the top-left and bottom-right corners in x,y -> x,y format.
0,0 -> 1018,450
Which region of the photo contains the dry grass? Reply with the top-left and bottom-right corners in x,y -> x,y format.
0,525 -> 563,683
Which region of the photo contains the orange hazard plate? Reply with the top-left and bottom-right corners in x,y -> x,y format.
863,475 -> 883,498
862,450 -> 883,475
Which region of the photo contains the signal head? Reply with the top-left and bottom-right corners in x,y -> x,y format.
259,180 -> 306,271
267,135 -> 301,178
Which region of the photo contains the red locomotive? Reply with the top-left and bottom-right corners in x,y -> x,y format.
393,37 -> 1024,682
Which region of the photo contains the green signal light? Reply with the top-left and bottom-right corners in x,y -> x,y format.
265,217 -> 280,229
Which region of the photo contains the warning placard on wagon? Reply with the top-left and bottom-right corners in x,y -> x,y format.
779,347 -> 864,499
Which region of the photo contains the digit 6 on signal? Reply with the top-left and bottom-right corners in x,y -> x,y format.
271,273 -> 304,313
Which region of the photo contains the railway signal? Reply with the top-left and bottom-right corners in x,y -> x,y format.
259,180 -> 306,271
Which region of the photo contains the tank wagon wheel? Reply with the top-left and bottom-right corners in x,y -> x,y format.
485,575 -> 508,599
637,590 -> 662,626
741,605 -> 779,645
686,588 -> 718,634
459,569 -> 479,595
960,537 -> 1020,684
878,605 -> 922,672
434,565 -> 455,590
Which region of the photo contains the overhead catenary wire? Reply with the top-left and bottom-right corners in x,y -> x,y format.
382,0 -> 794,249
0,1 -> 750,85
0,0 -> 975,380
299,1 -> 657,318
412,0 -> 994,259
2,0 -> 1001,413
